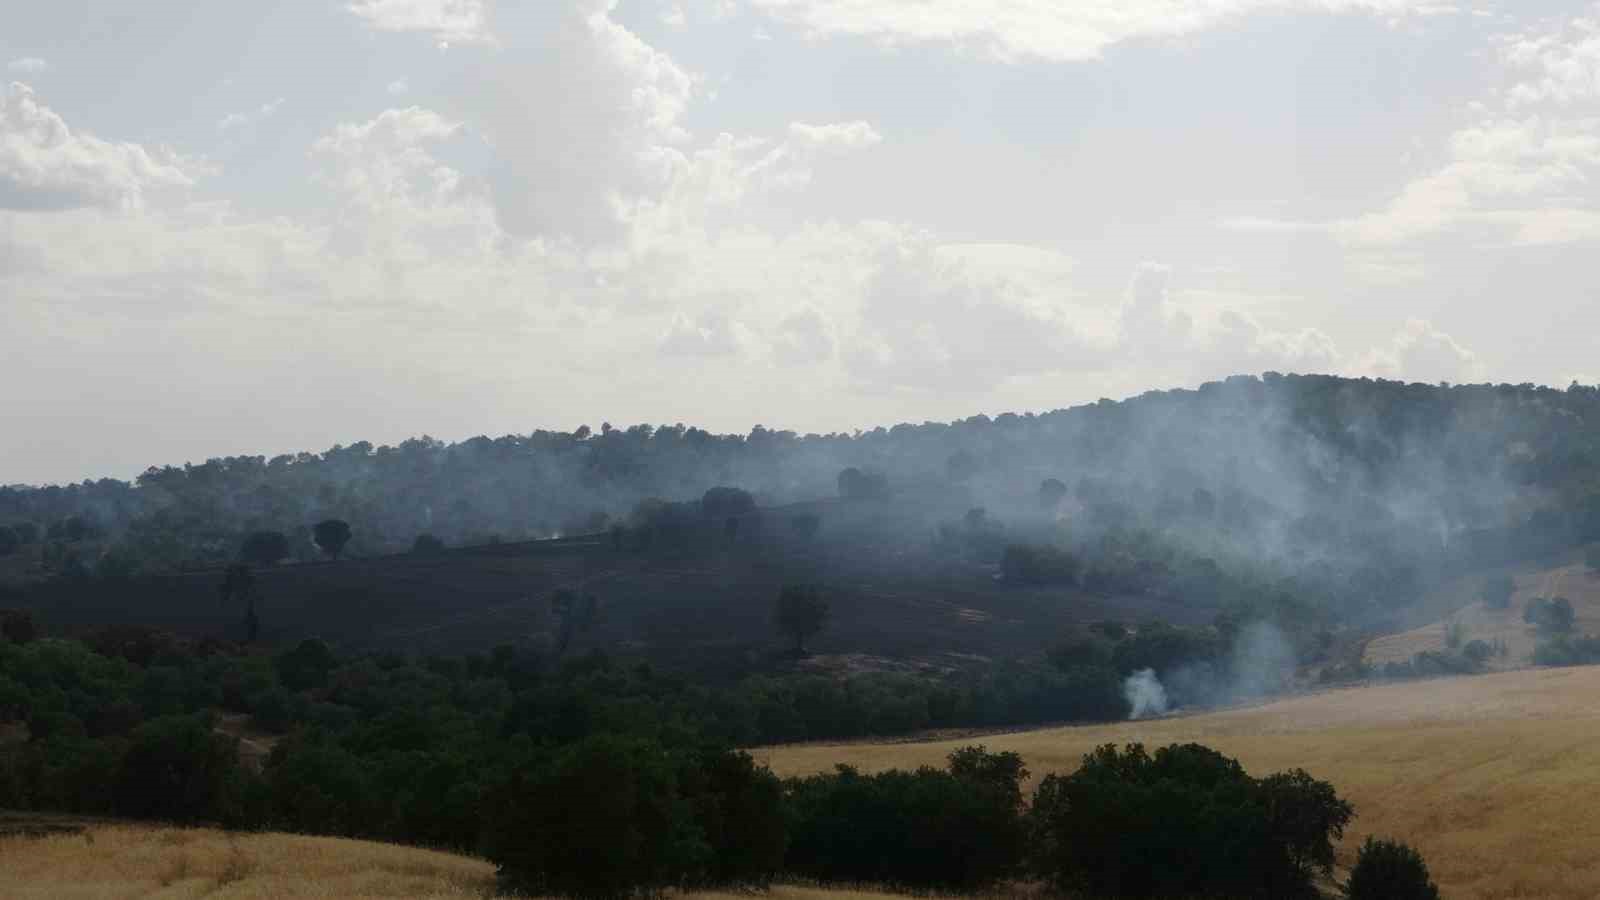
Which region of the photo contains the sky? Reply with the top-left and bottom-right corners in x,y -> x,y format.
4,0 -> 1600,485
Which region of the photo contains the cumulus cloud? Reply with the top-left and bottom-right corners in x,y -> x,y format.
6,58 -> 47,74
346,0 -> 494,46
748,0 -> 1452,63
0,82 -> 204,211
457,2 -> 695,244
1360,318 -> 1484,384
1504,12 -> 1600,107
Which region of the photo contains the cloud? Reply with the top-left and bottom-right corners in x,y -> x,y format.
218,97 -> 285,131
6,58 -> 47,75
788,120 -> 883,150
772,306 -> 837,364
1359,317 -> 1484,384
1504,12 -> 1600,107
0,82 -> 204,211
748,0 -> 1453,63
387,78 -> 410,95
346,0 -> 495,46
461,2 -> 695,244
659,309 -> 749,357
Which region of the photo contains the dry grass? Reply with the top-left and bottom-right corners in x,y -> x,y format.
758,665 -> 1600,900
0,825 -> 498,899
1364,554 -> 1600,669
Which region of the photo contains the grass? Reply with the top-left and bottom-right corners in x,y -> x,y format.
757,664 -> 1600,900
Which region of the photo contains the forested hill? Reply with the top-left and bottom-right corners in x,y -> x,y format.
5,373 -> 1600,574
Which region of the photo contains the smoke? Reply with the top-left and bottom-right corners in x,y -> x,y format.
1125,622 -> 1298,720
1124,668 -> 1169,719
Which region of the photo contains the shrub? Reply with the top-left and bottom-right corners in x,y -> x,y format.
1347,837 -> 1441,900
1463,639 -> 1494,665
1029,743 -> 1351,900
114,715 -> 246,824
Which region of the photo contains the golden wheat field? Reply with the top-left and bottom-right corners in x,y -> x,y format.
0,823 -> 961,900
757,664 -> 1600,900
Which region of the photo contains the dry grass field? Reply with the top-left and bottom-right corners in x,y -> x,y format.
0,823 -> 960,900
758,664 -> 1600,900
1365,556 -> 1600,669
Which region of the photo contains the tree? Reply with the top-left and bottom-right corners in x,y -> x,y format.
239,531 -> 289,567
12,522 -> 38,545
551,590 -> 599,655
0,609 -> 36,644
837,467 -> 888,500
1346,837 -> 1441,900
313,519 -> 352,560
412,533 -> 445,555
0,525 -> 18,557
1039,478 -> 1068,510
701,486 -> 756,519
1029,743 -> 1351,900
486,735 -> 709,899
775,585 -> 829,656
1524,596 -> 1575,634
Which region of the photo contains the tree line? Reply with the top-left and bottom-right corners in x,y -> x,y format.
0,628 -> 1439,898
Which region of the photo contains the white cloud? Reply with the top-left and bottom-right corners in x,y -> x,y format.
788,120 -> 883,150
749,0 -> 1453,63
6,58 -> 47,74
217,97 -> 285,131
0,82 -> 204,211
346,0 -> 494,46
387,78 -> 410,95
1504,12 -> 1600,107
1359,317 -> 1484,384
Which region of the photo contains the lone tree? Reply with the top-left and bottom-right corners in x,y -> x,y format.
314,519 -> 353,560
1346,837 -> 1441,900
218,564 -> 260,643
412,533 -> 446,555
775,585 -> 829,656
551,589 -> 599,655
239,531 -> 289,567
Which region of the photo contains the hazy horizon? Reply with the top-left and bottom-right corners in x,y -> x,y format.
7,1 -> 1600,485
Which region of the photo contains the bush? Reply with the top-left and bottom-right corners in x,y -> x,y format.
114,715 -> 247,824
1347,837 -> 1441,900
1463,639 -> 1494,665
1029,743 -> 1351,900
784,746 -> 1027,890
1524,596 -> 1575,634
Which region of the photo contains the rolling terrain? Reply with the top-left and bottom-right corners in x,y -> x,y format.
758,665 -> 1600,900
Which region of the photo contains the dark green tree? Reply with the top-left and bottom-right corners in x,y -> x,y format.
239,531 -> 289,566
313,519 -> 353,560
1347,837 -> 1442,900
1039,477 -> 1069,509
775,585 -> 829,656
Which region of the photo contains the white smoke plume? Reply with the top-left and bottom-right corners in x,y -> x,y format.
1124,668 -> 1169,719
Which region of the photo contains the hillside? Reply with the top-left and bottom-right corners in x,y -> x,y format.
758,665 -> 1600,900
